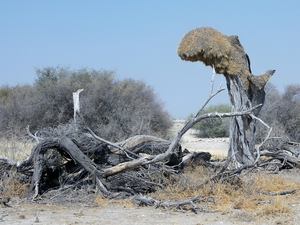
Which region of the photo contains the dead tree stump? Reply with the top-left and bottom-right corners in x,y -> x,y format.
177,27 -> 275,166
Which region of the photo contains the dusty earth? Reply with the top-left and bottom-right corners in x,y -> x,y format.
2,202 -> 291,225
172,119 -> 229,157
1,120 -> 299,225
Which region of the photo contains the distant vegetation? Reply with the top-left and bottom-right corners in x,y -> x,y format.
256,82 -> 300,143
0,66 -> 172,141
188,103 -> 231,138
189,82 -> 300,142
1,66 -> 300,143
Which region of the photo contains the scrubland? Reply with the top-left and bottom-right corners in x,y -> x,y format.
1,134 -> 300,225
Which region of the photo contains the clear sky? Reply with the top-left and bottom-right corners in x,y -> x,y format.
1,1 -> 299,118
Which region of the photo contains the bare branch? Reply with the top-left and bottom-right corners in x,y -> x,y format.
103,158 -> 148,177
250,114 -> 272,165
26,125 -> 40,143
148,104 -> 262,165
132,194 -> 203,212
261,189 -> 298,196
210,66 -> 216,95
73,88 -> 84,123
260,150 -> 300,165
86,127 -> 140,159
195,85 -> 225,118
251,114 -> 270,129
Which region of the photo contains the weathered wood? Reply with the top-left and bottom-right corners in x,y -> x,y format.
29,137 -> 110,196
2,121 -> 298,201
103,157 -> 148,177
58,137 -> 100,175
180,151 -> 211,168
260,150 -> 300,165
282,142 -> 300,157
73,88 -> 84,122
158,194 -> 202,211
0,197 -> 10,207
149,104 -> 262,165
0,156 -> 16,167
100,106 -> 261,178
29,139 -> 58,194
86,127 -> 140,159
58,138 -> 109,196
261,189 -> 298,196
131,141 -> 170,155
117,135 -> 169,151
132,194 -> 202,212
226,70 -> 275,166
177,27 -> 275,166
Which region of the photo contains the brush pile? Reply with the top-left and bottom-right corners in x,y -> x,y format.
0,122 -> 212,200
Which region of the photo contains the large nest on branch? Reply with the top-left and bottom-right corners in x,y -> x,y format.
177,27 -> 251,76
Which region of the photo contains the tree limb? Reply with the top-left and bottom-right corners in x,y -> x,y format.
85,127 -> 140,159
261,189 -> 298,196
101,103 -> 263,178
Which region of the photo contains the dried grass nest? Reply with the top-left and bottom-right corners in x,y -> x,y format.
177,27 -> 250,76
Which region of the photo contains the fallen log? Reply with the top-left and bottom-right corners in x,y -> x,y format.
180,151 -> 212,168
103,157 -> 148,177
261,189 -> 298,196
10,131 -> 183,198
28,137 -> 109,197
260,150 -> 300,166
132,194 -> 203,213
282,142 -> 300,157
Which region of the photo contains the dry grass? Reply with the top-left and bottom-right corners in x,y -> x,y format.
94,195 -> 109,206
151,165 -> 300,221
94,195 -> 135,208
0,137 -> 34,160
0,138 -> 33,199
254,173 -> 300,192
260,196 -> 291,215
1,137 -> 299,222
0,174 -> 29,198
177,27 -> 250,77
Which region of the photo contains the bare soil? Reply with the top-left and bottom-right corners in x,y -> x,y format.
0,202 -> 244,225
2,196 -> 299,225
172,119 -> 228,157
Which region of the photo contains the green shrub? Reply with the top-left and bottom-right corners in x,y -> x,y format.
188,103 -> 231,138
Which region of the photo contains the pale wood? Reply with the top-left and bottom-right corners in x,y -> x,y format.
99,104 -> 261,177
73,89 -> 84,122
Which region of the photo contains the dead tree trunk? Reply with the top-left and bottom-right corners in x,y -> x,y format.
73,89 -> 84,123
177,26 -> 275,166
226,70 -> 275,165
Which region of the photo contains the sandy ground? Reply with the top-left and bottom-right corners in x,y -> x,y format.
172,119 -> 229,157
1,197 -> 298,225
1,121 -> 299,225
0,203 -> 258,225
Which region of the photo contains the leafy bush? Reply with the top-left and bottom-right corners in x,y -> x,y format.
185,82 -> 300,142
0,67 -> 172,141
189,103 -> 231,138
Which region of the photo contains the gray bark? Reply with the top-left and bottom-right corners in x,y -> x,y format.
177,27 -> 275,167
29,137 -> 109,197
226,70 -> 275,166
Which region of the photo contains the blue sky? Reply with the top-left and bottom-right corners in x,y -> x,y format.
1,1 -> 299,118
